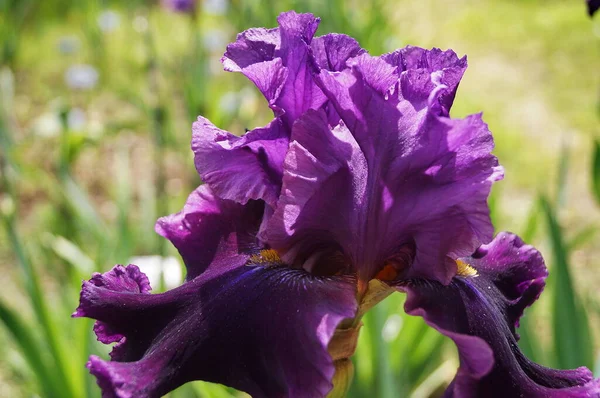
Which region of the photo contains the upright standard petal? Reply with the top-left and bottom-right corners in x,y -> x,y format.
222,11 -> 323,126
269,53 -> 502,283
192,118 -> 288,207
222,11 -> 367,125
263,109 -> 366,276
222,13 -> 364,123
401,232 -> 600,398
200,12 -> 365,206
155,185 -> 263,280
74,261 -> 357,398
381,46 -> 467,116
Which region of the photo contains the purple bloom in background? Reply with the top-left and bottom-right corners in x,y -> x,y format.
74,11 -> 600,398
588,0 -> 600,16
161,0 -> 196,13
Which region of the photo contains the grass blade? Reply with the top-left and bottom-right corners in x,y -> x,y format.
1,206 -> 78,397
540,197 -> 594,369
516,312 -> 544,365
371,303 -> 396,398
591,139 -> 600,207
0,298 -> 61,398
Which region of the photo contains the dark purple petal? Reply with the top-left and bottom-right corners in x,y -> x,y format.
588,0 -> 600,17
155,185 -> 263,281
266,57 -> 502,282
75,262 -> 357,398
400,232 -> 600,398
262,109 -> 366,274
73,265 -> 152,360
192,118 -> 287,207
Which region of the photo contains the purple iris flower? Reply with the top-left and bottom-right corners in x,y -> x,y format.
74,11 -> 600,398
588,0 -> 600,16
161,0 -> 196,13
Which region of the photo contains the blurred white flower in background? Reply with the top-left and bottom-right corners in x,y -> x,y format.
203,28 -> 227,52
238,87 -> 259,120
128,255 -> 183,290
133,15 -> 149,33
67,107 -> 86,131
382,314 -> 403,342
218,91 -> 239,115
203,0 -> 227,15
32,112 -> 62,137
64,64 -> 99,90
97,10 -> 121,33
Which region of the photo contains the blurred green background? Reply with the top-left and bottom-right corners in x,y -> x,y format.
1,0 -> 599,397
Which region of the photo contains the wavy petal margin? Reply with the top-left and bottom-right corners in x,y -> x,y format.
75,262 -> 357,398
400,233 -> 600,398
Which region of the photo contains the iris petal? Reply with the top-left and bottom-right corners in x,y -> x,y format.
195,12 -> 364,207
400,232 -> 600,397
222,11 -> 321,125
308,52 -> 502,283
155,185 -> 262,281
192,118 -> 288,207
263,109 -> 365,272
75,262 -> 357,398
381,47 -> 467,116
267,56 -> 502,281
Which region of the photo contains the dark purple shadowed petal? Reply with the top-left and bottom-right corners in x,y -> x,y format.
267,56 -> 502,282
588,0 -> 600,16
400,232 -> 600,398
75,262 -> 357,398
262,109 -> 366,272
73,265 -> 152,360
155,185 -> 263,281
192,118 -> 288,207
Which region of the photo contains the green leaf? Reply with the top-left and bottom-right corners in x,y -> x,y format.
2,213 -> 79,397
380,295 -> 448,396
555,144 -> 569,208
0,298 -> 61,398
371,303 -> 396,398
114,147 -> 133,263
487,185 -> 501,227
591,139 -> 600,207
520,200 -> 539,243
516,311 -> 545,365
540,197 -> 594,369
567,225 -> 597,252
47,234 -> 94,275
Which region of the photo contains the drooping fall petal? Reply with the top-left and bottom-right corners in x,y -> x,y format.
75,261 -> 357,398
401,232 -> 600,398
